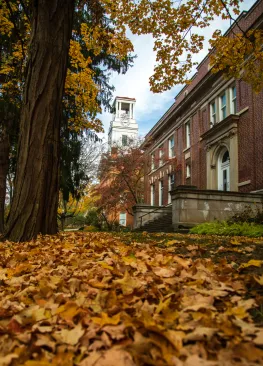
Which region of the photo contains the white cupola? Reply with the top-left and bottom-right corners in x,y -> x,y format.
108,96 -> 138,148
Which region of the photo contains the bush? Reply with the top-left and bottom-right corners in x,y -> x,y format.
228,205 -> 263,225
83,225 -> 98,232
190,221 -> 263,237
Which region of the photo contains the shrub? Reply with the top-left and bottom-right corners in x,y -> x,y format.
190,221 -> 263,237
83,225 -> 98,232
228,205 -> 263,225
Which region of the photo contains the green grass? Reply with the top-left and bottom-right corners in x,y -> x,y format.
190,221 -> 263,237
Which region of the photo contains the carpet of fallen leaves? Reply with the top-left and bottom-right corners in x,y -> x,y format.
1,231 -> 263,366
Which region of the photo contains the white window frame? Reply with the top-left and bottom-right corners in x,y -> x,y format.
159,180 -> 164,206
185,122 -> 191,149
168,174 -> 175,204
168,135 -> 175,158
186,164 -> 191,179
220,92 -> 227,121
150,184 -> 155,205
210,100 -> 216,125
230,85 -> 237,114
119,212 -> 126,226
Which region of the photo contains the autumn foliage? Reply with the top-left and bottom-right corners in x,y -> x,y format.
95,143 -> 145,225
1,231 -> 263,365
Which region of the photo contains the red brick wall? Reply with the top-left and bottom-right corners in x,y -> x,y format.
238,79 -> 263,192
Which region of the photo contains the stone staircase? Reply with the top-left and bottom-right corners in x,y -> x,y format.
136,212 -> 174,233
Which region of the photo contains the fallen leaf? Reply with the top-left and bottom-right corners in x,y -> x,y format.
0,354 -> 19,366
152,267 -> 176,277
239,259 -> 263,269
184,327 -> 218,341
254,329 -> 263,345
113,271 -> 142,294
80,348 -> 135,366
91,312 -> 121,327
53,323 -> 84,345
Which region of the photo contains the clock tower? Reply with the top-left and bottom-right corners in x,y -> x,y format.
108,96 -> 138,148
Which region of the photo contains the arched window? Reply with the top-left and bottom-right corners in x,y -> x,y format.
222,150 -> 230,163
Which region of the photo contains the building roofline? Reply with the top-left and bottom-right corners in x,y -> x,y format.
115,96 -> 136,101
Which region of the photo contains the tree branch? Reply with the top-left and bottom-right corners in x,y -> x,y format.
220,0 -> 247,38
4,0 -> 26,59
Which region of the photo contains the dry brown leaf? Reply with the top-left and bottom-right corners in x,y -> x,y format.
184,327 -> 218,342
254,329 -> 263,345
80,348 -> 135,366
0,353 -> 19,366
152,266 -> 176,277
53,323 -> 84,345
113,271 -> 142,294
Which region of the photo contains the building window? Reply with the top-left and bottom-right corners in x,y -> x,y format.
122,135 -> 128,146
220,92 -> 227,120
168,174 -> 175,204
159,180 -> 164,206
169,135 -> 175,158
230,86 -> 237,114
150,184 -> 155,205
185,122 -> 191,149
159,145 -> 164,166
119,212 -> 126,226
210,101 -> 216,125
186,164 -> 191,179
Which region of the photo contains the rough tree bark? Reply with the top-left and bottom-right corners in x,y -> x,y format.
0,124 -> 10,233
4,0 -> 75,241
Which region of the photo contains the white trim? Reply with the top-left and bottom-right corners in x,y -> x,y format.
186,164 -> 191,178
168,135 -> 175,158
150,184 -> 155,205
219,92 -> 227,121
237,106 -> 249,116
230,85 -> 237,114
159,180 -> 164,206
238,180 -> 251,187
185,122 -> 191,149
119,212 -> 126,226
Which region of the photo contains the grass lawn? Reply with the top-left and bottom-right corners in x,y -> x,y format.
1,231 -> 263,365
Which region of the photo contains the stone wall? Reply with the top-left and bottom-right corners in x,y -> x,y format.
133,204 -> 172,229
171,186 -> 263,229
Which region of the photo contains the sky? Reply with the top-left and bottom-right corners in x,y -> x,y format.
98,0 -> 257,141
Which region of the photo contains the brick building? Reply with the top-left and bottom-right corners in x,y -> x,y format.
142,0 -> 263,209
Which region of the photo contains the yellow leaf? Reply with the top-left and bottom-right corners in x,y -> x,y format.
55,301 -> 80,321
254,275 -> 263,285
91,312 -> 121,326
98,262 -> 114,270
239,260 -> 263,269
165,239 -> 181,246
113,271 -> 142,295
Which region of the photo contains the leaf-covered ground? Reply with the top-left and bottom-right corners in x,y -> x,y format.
1,232 -> 263,366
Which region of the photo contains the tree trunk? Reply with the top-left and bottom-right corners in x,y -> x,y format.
0,125 -> 10,233
4,0 -> 75,242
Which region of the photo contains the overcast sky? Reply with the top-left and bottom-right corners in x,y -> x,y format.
98,0 -> 256,141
